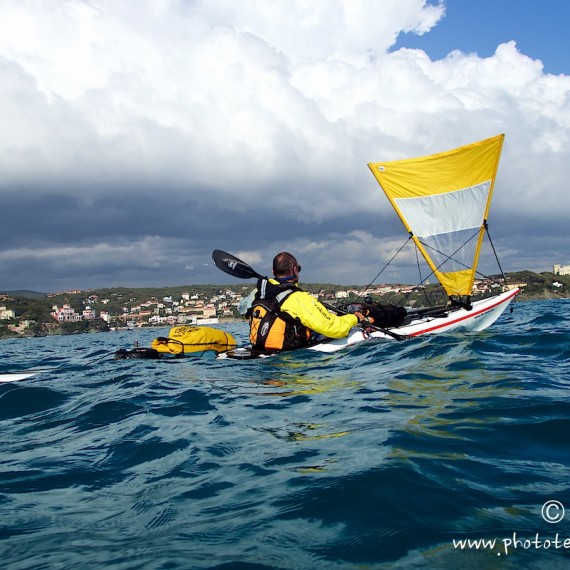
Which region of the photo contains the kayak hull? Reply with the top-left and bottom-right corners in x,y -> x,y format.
0,371 -> 43,383
309,288 -> 519,353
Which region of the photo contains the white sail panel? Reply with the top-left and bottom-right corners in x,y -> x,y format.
393,182 -> 490,238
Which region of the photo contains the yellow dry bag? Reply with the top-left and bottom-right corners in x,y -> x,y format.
151,326 -> 237,356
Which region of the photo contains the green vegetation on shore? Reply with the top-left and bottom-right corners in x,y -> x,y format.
1,271 -> 568,339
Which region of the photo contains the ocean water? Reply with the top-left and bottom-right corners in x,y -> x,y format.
1,299 -> 569,570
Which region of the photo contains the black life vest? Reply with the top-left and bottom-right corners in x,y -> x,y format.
247,278 -> 311,352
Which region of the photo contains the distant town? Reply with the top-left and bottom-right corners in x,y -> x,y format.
1,266 -> 568,339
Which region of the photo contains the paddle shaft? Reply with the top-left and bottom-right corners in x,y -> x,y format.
320,302 -> 407,341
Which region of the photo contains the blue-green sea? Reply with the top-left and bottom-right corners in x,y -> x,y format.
1,299 -> 569,569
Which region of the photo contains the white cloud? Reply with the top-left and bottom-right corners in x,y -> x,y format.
0,0 -> 446,199
204,0 -> 444,62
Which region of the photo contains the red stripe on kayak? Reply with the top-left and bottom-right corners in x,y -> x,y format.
407,288 -> 519,337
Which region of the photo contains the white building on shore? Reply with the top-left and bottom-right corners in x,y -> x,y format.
50,304 -> 81,322
0,306 -> 16,320
554,264 -> 570,276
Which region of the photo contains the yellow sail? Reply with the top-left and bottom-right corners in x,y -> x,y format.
368,134 -> 504,298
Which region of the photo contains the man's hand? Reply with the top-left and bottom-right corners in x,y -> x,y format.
354,311 -> 366,323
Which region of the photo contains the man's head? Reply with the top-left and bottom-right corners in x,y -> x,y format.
272,252 -> 301,283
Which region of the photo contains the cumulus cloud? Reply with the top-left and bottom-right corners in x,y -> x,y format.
0,0 -> 568,291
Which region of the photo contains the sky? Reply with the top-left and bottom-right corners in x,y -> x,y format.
1,0 -> 569,293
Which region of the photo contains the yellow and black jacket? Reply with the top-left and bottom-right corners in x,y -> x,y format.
247,278 -> 359,352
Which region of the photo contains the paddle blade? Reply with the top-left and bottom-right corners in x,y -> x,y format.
212,250 -> 263,280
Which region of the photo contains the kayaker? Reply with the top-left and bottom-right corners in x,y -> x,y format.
242,252 -> 367,352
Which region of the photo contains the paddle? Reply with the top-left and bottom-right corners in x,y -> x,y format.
212,249 -> 263,280
211,249 -> 408,341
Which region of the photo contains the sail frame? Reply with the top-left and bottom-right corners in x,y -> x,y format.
368,134 -> 505,297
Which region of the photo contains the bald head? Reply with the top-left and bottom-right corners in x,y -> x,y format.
273,252 -> 300,282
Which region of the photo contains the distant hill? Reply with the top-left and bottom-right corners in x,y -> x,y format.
2,270 -> 569,303
503,270 -> 569,301
2,290 -> 47,299
1,270 -> 568,340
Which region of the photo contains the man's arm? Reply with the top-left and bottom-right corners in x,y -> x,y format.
281,291 -> 359,338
